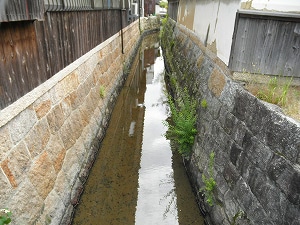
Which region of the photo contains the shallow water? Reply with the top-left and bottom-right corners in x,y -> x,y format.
72,33 -> 204,225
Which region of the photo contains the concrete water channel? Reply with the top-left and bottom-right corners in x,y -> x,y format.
71,33 -> 204,224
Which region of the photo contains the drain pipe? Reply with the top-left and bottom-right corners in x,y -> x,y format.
120,8 -> 124,54
138,0 -> 141,32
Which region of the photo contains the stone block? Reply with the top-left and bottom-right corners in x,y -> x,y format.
233,178 -> 273,225
245,137 -> 273,171
37,190 -> 65,225
28,151 -> 56,199
64,91 -> 80,111
47,103 -> 65,134
0,125 -> 12,159
210,204 -> 227,225
223,162 -> 240,190
211,120 -> 231,150
267,155 -> 300,205
215,172 -> 229,196
9,108 -> 37,145
264,114 -> 300,163
46,134 -> 66,173
229,142 -> 243,166
219,81 -> 241,114
247,99 -> 273,137
214,146 -> 231,172
61,72 -> 79,96
61,147 -> 81,187
59,113 -> 82,150
7,178 -> 44,225
60,98 -> 72,118
25,118 -> 51,158
208,68 -> 226,97
34,99 -> 52,119
1,141 -> 31,187
59,205 -> 74,225
231,90 -> 256,122
206,96 -> 222,120
285,202 -> 300,225
224,190 -> 240,222
54,171 -> 72,206
0,168 -> 12,202
231,120 -> 247,147
224,112 -> 237,135
49,81 -> 65,105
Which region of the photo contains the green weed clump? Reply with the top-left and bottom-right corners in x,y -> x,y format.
201,99 -> 208,109
200,152 -> 216,206
257,76 -> 292,107
164,89 -> 197,157
99,85 -> 106,98
0,209 -> 12,225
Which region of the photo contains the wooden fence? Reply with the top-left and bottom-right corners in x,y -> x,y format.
0,0 -> 44,22
229,10 -> 300,77
167,0 -> 179,22
0,9 -> 128,109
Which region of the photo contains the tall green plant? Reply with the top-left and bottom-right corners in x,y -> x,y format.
164,89 -> 197,156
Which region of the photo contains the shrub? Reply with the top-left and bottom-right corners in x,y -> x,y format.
164,89 -> 197,156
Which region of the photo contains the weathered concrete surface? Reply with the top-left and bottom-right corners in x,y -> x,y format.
162,18 -> 300,225
0,17 -> 159,225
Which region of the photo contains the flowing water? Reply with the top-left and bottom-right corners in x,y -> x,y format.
72,33 -> 204,225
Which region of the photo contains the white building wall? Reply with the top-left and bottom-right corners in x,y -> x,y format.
248,0 -> 300,12
179,0 -> 300,66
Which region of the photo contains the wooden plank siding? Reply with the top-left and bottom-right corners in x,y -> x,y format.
0,9 -> 127,109
0,0 -> 44,22
229,11 -> 300,77
168,0 -> 179,22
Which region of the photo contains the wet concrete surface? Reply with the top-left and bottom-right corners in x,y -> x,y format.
71,33 -> 204,225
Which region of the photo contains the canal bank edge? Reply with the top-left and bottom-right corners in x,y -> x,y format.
0,17 -> 160,225
161,18 -> 300,225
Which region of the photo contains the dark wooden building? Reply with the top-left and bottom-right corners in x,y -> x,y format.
0,0 -> 131,110
144,0 -> 156,16
229,10 -> 300,77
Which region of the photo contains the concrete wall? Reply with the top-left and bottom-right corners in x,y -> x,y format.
162,18 -> 300,225
0,18 -> 159,225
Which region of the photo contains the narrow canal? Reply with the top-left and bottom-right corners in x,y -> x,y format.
71,33 -> 204,225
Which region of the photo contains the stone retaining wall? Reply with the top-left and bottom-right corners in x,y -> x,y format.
162,19 -> 300,225
0,18 -> 159,225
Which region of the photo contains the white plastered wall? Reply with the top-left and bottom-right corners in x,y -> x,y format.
186,0 -> 300,66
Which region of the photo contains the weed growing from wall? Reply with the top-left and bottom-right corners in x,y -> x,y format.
0,209 -> 11,225
201,99 -> 208,109
163,89 -> 197,157
200,152 -> 216,206
99,85 -> 106,98
231,210 -> 246,225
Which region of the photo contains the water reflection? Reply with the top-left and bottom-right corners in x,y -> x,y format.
72,33 -> 204,225
134,46 -> 179,225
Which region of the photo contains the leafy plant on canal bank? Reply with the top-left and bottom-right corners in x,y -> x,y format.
0,209 -> 12,225
200,152 -> 216,206
163,89 -> 197,157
